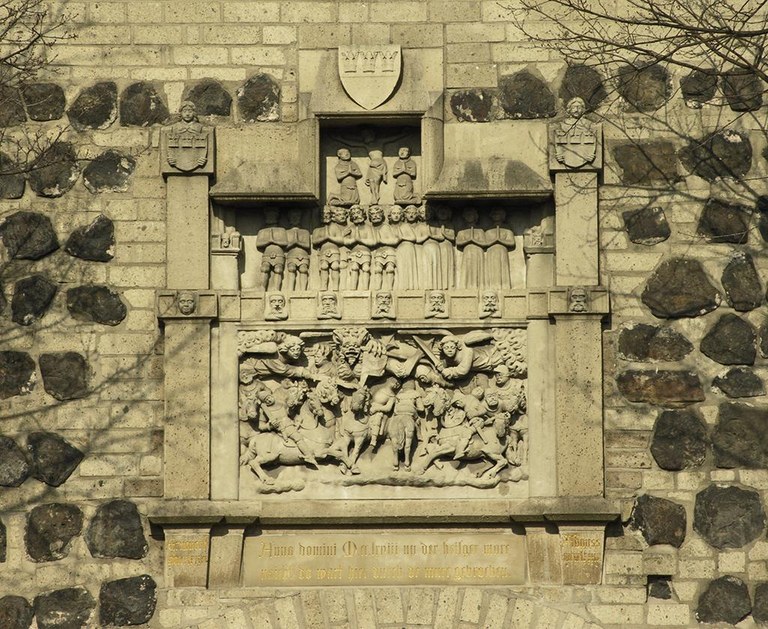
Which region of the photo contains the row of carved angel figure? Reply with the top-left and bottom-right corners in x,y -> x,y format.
237,327 -> 528,486
255,204 -> 516,293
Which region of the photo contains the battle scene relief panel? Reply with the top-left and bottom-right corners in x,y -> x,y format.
237,325 -> 528,497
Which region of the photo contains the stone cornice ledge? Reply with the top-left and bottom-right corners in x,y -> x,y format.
146,498 -> 620,526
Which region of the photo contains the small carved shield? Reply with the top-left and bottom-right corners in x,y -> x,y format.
167,127 -> 209,172
555,125 -> 597,169
338,45 -> 402,110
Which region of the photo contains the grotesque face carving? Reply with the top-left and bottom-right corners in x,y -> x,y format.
566,97 -> 586,118
350,205 -> 366,224
321,293 -> 338,313
180,100 -> 197,122
569,287 -> 588,312
269,294 -> 286,313
482,291 -> 499,312
177,291 -> 197,315
428,291 -> 446,312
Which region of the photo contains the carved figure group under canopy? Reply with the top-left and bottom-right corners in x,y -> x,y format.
251,205 -> 517,293
238,326 -> 528,491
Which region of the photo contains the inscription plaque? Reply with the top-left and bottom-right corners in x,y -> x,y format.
242,531 -> 525,586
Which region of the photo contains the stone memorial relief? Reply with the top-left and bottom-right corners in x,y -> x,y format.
553,97 -> 601,170
237,326 -> 528,495
161,101 -> 214,175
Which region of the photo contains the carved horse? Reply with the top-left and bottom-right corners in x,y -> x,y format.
417,411 -> 512,479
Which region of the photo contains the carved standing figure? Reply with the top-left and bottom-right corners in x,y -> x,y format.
328,148 -> 363,206
388,386 -> 424,471
419,206 -> 443,289
456,208 -> 486,289
285,209 -> 311,292
435,206 -> 455,289
312,206 -> 349,291
392,146 -> 420,205
346,205 -> 376,290
484,208 -> 516,289
256,208 -> 289,292
370,204 -> 398,290
365,149 -> 388,205
396,204 -> 426,289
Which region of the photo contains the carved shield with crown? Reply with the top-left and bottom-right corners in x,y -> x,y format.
166,126 -> 210,173
338,45 -> 402,110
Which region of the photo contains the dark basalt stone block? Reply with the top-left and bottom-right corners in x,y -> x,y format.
647,576 -> 672,600
713,368 -> 765,399
65,215 -> 114,262
27,432 -> 84,487
39,353 -> 89,401
67,82 -> 118,130
650,409 -> 709,470
713,402 -> 768,468
559,64 -> 607,112
498,71 -> 556,119
21,83 -> 66,121
0,437 -> 30,487
25,503 -> 83,562
696,575 -> 751,624
700,314 -> 756,366
680,69 -> 717,106
186,79 -> 232,116
82,150 -> 136,193
612,141 -> 679,185
754,582 -> 768,624
630,494 -> 686,547
722,69 -> 763,111
680,130 -> 752,182
99,575 -> 157,626
119,82 -> 169,127
34,587 -> 95,629
622,206 -> 670,245
86,500 -> 148,559
11,275 -> 57,326
450,89 -> 495,122
616,370 -> 705,405
0,87 -> 26,127
0,596 -> 33,629
66,285 -> 127,326
0,153 -> 25,199
237,73 -> 280,122
697,198 -> 750,244
0,211 -> 59,260
641,258 -> 720,318
617,324 -> 693,362
722,252 -> 762,311
616,63 -> 670,111
28,141 -> 80,198
0,351 -> 36,399
694,484 -> 765,549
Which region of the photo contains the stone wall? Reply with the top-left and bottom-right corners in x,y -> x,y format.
1,0 -> 768,627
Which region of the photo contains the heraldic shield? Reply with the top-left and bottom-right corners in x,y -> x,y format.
338,45 -> 402,110
554,126 -> 598,169
166,127 -> 210,173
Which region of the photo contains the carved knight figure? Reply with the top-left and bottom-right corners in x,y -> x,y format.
284,209 -> 311,292
392,146 -> 420,205
328,148 -> 363,206
165,100 -> 210,172
346,205 -> 376,290
312,206 -> 350,291
484,208 -> 516,289
555,97 -> 597,169
365,149 -> 388,205
369,204 -> 398,290
388,386 -> 424,471
256,208 -> 289,292
456,208 -> 487,289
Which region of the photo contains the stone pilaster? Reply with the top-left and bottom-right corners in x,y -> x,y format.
157,292 -> 218,500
